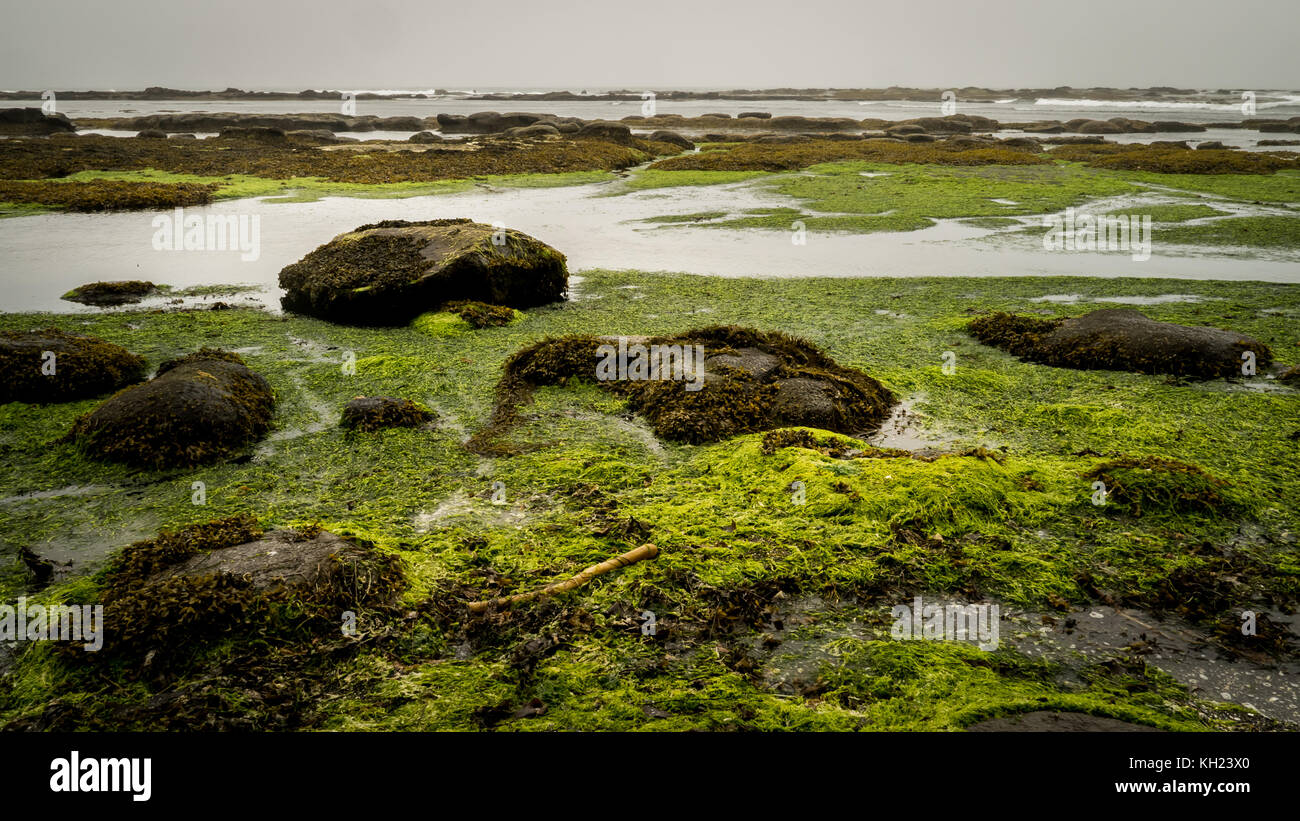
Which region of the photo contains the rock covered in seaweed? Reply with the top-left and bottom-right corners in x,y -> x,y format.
486,326 -> 895,446
969,308 -> 1271,378
340,396 -> 435,432
95,517 -> 403,661
66,348 -> 274,468
0,328 -> 145,403
61,280 -> 158,306
278,218 -> 568,325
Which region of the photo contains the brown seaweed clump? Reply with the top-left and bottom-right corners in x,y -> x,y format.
1048,143 -> 1295,174
1081,456 -> 1236,517
0,179 -> 216,211
969,309 -> 1271,378
66,348 -> 275,468
475,326 -> 895,449
445,300 -> 519,328
93,516 -> 404,664
61,280 -> 158,306
340,396 -> 435,432
278,219 -> 568,325
0,328 -> 146,403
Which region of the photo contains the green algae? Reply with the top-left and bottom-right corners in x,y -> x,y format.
1,272 -> 1297,731
1155,215 -> 1300,250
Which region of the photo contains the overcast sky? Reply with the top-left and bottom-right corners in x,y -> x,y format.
2,0 -> 1295,90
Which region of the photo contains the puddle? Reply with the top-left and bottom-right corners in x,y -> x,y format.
864,395 -> 971,453
1004,605 -> 1300,725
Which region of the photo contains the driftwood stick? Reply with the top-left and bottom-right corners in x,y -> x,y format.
467,543 -> 659,613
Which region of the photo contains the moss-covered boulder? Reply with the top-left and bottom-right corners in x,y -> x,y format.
969,309 -> 1271,378
0,328 -> 145,403
278,218 -> 568,325
61,280 -> 158,306
483,326 -> 895,446
96,517 -> 403,662
341,396 -> 435,432
66,349 -> 274,468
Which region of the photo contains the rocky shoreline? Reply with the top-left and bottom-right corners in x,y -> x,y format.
2,85 -> 1294,104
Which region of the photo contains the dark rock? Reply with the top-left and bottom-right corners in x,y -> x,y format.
407,130 -> 443,143
1152,121 -> 1207,132
279,218 -> 568,325
167,133 -> 197,140
0,107 -> 75,135
1195,140 -> 1235,150
340,396 -> 435,432
61,280 -> 157,306
738,111 -> 772,119
576,121 -> 634,142
135,129 -> 167,139
970,309 -> 1272,379
94,518 -> 404,662
1077,119 -> 1124,134
216,126 -> 288,143
491,327 -> 896,447
647,130 -> 693,149
0,328 -> 145,403
66,349 -> 275,467
503,123 -> 560,138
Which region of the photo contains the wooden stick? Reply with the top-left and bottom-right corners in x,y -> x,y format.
467,543 -> 659,613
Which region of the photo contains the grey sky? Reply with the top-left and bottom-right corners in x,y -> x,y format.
2,0 -> 1296,90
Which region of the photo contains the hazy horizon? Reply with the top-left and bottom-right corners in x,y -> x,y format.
2,0 -> 1296,91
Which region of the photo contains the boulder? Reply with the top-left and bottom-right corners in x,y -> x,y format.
503,123 -> 560,138
66,349 -> 275,467
94,518 -> 403,661
0,328 -> 145,403
647,130 -> 694,149
1152,121 -> 1207,132
576,120 -> 634,142
1077,119 -> 1125,134
278,218 -> 568,325
135,129 -> 168,139
340,396 -> 435,432
286,128 -> 348,143
0,107 -> 74,135
491,327 -> 896,446
61,280 -> 157,306
738,111 -> 772,119
969,309 -> 1272,378
167,133 -> 197,140
216,126 -> 288,143
407,130 -> 443,143
1195,140 -> 1235,150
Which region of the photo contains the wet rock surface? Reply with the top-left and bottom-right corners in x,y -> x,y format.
0,328 -> 145,403
278,218 -> 568,325
970,308 -> 1272,378
67,348 -> 274,468
61,280 -> 158,306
